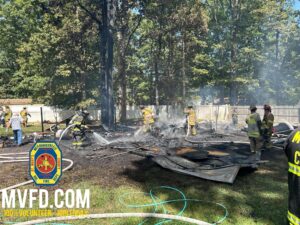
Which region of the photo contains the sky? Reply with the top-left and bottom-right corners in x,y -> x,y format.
294,0 -> 300,10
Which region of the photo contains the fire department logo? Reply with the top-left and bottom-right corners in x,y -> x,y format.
36,153 -> 56,173
30,141 -> 62,185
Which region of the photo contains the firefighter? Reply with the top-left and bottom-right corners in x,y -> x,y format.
184,105 -> 196,136
284,128 -> 300,225
140,106 -> 155,132
70,110 -> 89,147
0,106 -> 5,127
20,107 -> 31,127
245,105 -> 262,153
4,106 -> 12,130
262,104 -> 274,150
232,107 -> 238,126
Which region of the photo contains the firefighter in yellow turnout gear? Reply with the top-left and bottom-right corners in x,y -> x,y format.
284,128 -> 300,225
4,106 -> 12,129
246,105 -> 262,153
262,104 -> 274,150
20,107 -> 31,127
184,106 -> 197,136
140,106 -> 155,132
70,111 -> 89,147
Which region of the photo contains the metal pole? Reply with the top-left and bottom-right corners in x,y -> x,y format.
40,107 -> 44,136
215,105 -> 219,133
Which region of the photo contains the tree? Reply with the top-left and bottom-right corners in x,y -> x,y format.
0,0 -> 44,98
99,0 -> 116,129
191,0 -> 300,105
16,1 -> 100,108
115,0 -> 144,122
128,0 -> 208,106
1,0 -> 299,113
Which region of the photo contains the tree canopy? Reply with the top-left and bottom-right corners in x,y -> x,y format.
0,0 -> 299,113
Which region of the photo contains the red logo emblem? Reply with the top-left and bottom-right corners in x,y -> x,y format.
36,153 -> 56,174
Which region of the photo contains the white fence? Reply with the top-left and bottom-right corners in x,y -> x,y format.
233,106 -> 299,125
125,105 -> 299,125
5,104 -> 300,126
5,105 -> 100,124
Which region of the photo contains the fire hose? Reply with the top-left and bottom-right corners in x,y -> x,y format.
14,186 -> 228,225
0,152 -> 73,192
0,152 -> 227,225
185,138 -> 250,145
13,214 -> 210,225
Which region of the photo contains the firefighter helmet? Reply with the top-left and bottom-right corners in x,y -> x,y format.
264,104 -> 271,111
249,105 -> 257,111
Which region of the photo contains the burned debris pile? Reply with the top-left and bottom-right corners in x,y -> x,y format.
55,121 -> 294,184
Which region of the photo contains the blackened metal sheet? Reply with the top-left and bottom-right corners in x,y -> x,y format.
153,155 -> 240,184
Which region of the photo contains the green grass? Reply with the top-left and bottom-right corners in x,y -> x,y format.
66,175 -> 287,225
0,135 -> 289,225
0,123 -> 66,136
1,164 -> 288,225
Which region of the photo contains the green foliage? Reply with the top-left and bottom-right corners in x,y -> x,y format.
190,0 -> 300,104
0,0 -> 43,98
0,0 -> 299,107
0,1 -> 100,108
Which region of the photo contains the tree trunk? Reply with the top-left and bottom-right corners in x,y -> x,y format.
219,85 -> 225,104
118,30 -> 127,122
154,35 -> 162,107
182,36 -> 186,100
81,49 -> 87,102
167,34 -> 175,103
275,29 -> 279,60
100,0 -> 115,129
229,0 -> 239,105
99,1 -> 107,125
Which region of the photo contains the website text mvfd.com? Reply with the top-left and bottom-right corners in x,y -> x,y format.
1,189 -> 90,209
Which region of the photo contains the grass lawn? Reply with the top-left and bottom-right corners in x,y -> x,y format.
0,123 -> 66,136
64,166 -> 287,225
0,123 -> 289,225
0,146 -> 288,225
